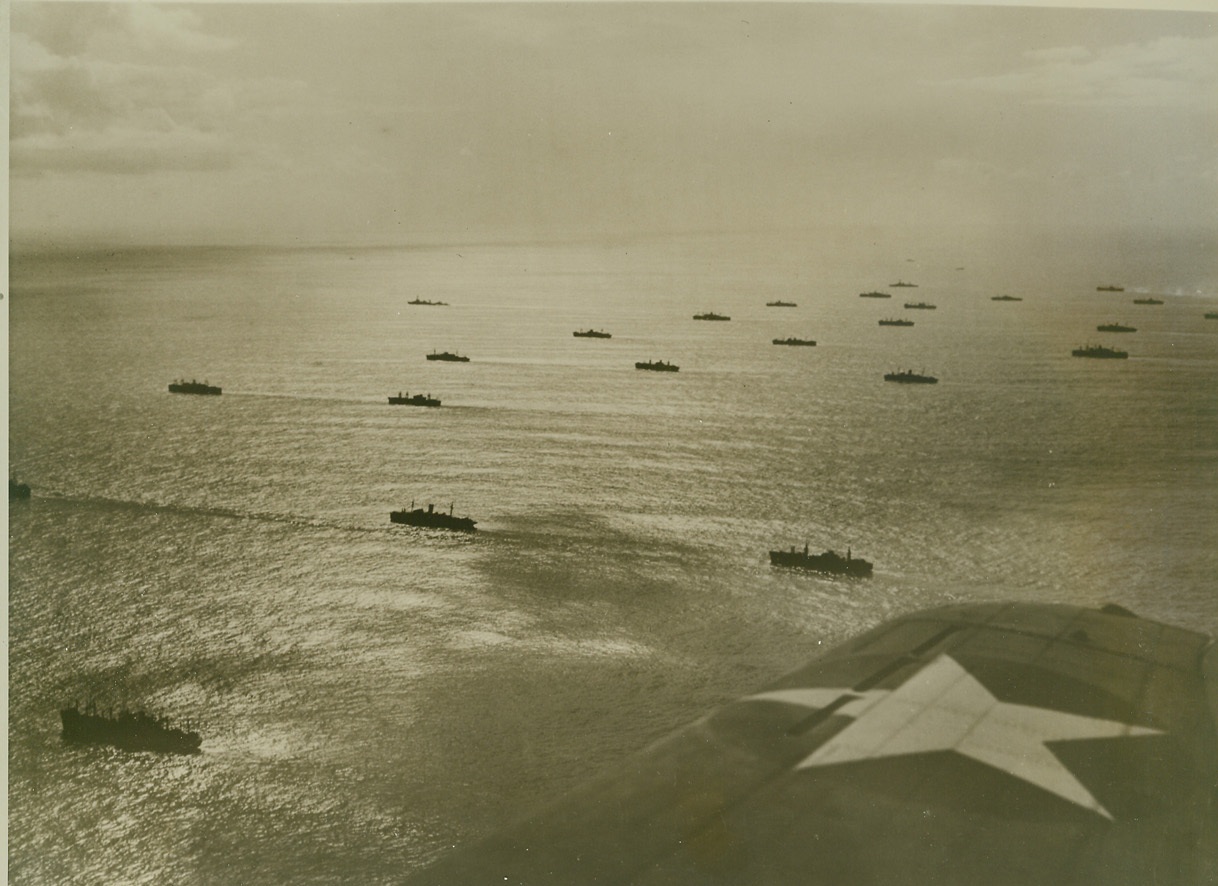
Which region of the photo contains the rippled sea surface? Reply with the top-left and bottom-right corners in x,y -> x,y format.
9,237 -> 1218,883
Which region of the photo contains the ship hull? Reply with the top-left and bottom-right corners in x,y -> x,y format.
168,383 -> 221,395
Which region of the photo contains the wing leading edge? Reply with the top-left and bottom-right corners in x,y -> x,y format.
404,603 -> 1218,885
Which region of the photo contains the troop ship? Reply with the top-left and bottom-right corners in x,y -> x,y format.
889,281 -> 917,288
60,703 -> 202,754
426,351 -> 470,362
1072,344 -> 1128,359
878,318 -> 914,327
388,392 -> 440,407
1133,298 -> 1163,305
573,329 -> 612,338
1096,285 -> 1125,292
693,312 -> 730,321
904,302 -> 936,310
884,369 -> 938,384
991,295 -> 1022,302
769,544 -> 873,577
408,298 -> 448,305
390,502 -> 477,532
168,379 -> 221,395
765,300 -> 797,307
635,360 -> 679,372
1096,323 -> 1136,333
858,291 -> 891,299
772,338 -> 816,346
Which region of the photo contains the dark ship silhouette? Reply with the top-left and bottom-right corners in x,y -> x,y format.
408,298 -> 448,305
889,281 -> 917,288
60,703 -> 201,754
635,360 -> 679,372
884,369 -> 938,384
772,338 -> 817,346
991,295 -> 1022,302
390,502 -> 477,532
388,392 -> 440,407
766,300 -> 797,307
10,478 -> 31,500
1132,297 -> 1163,305
1072,344 -> 1128,359
1205,312 -> 1218,320
573,329 -> 612,338
1097,285 -> 1125,292
693,312 -> 730,321
1096,323 -> 1136,333
426,351 -> 470,362
769,543 -> 873,577
859,291 -> 891,298
168,379 -> 221,395
904,302 -> 936,310
878,318 -> 914,327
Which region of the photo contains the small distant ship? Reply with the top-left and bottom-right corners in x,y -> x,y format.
859,291 -> 891,298
769,543 -> 873,578
10,478 -> 31,500
388,392 -> 440,407
168,379 -> 221,395
772,337 -> 816,346
884,369 -> 938,384
991,295 -> 1022,302
390,502 -> 477,532
693,312 -> 730,321
1205,312 -> 1218,320
636,360 -> 679,372
1072,344 -> 1128,359
1133,298 -> 1163,305
889,281 -> 918,288
1096,323 -> 1136,333
1097,285 -> 1125,292
766,300 -> 797,307
573,329 -> 612,338
408,298 -> 448,306
878,318 -> 914,327
904,302 -> 936,310
426,351 -> 470,362
60,703 -> 201,754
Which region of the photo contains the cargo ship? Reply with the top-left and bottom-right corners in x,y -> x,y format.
769,544 -> 873,577
635,360 -> 679,372
693,312 -> 730,321
884,369 -> 938,384
60,703 -> 201,754
388,392 -> 440,407
168,379 -> 221,395
426,351 -> 470,362
878,318 -> 914,327
390,502 -> 477,532
573,329 -> 612,338
1072,344 -> 1128,359
772,338 -> 816,346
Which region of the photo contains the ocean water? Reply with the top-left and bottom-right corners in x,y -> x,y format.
8,235 -> 1218,884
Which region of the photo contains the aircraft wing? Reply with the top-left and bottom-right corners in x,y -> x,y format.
404,602 -> 1218,885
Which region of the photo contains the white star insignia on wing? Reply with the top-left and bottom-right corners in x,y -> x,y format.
748,654 -> 1161,819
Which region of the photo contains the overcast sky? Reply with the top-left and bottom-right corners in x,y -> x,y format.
8,2 -> 1216,248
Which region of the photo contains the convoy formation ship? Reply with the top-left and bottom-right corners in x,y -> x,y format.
765,300 -> 797,307
878,318 -> 914,327
884,369 -> 938,384
1096,285 -> 1125,292
408,299 -> 448,305
769,544 -> 873,577
573,329 -> 612,338
1072,344 -> 1128,359
426,351 -> 470,362
168,379 -> 221,395
1133,298 -> 1163,305
388,392 -> 440,407
693,312 -> 730,321
859,291 -> 891,298
635,360 -> 679,372
1096,323 -> 1136,333
60,704 -> 202,754
991,295 -> 1022,302
904,302 -> 936,310
390,502 -> 477,532
772,338 -> 816,346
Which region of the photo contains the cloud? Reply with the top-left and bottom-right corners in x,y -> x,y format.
10,4 -> 240,177
943,35 -> 1218,108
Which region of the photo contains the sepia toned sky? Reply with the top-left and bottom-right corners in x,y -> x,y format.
8,2 -> 1217,248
